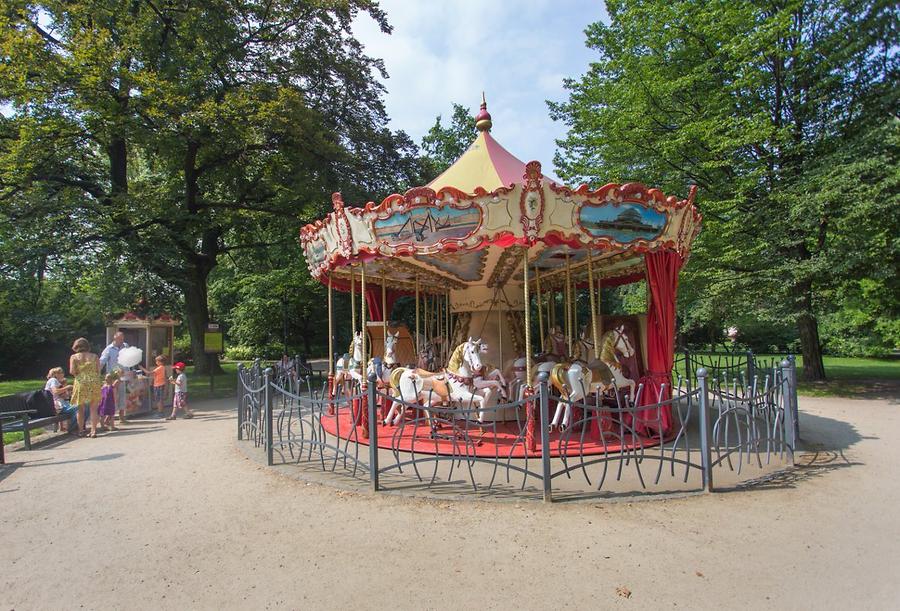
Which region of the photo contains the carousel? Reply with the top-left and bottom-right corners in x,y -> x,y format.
299,98 -> 701,457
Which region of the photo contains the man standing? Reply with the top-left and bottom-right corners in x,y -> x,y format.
100,331 -> 129,424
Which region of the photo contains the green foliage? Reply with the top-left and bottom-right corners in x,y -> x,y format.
550,0 -> 900,375
0,1 -> 424,374
420,103 -> 476,180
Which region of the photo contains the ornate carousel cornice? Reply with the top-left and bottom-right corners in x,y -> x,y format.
299,172 -> 701,287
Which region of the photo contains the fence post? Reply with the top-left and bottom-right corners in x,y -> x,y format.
697,368 -> 713,492
684,348 -> 692,393
788,354 -> 799,441
746,350 -> 755,388
537,372 -> 552,503
264,367 -> 274,466
237,364 -> 244,440
367,372 -> 379,492
781,360 -> 796,465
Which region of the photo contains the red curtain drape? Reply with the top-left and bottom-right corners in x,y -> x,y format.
364,288 -> 400,322
635,250 -> 683,436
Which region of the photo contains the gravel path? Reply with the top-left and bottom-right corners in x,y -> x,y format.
1,392 -> 898,610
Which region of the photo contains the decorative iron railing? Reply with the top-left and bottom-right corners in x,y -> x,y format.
236,358 -> 799,502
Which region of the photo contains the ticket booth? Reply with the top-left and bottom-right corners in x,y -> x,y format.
105,313 -> 180,415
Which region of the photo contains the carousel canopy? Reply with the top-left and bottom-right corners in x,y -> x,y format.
299,98 -> 701,313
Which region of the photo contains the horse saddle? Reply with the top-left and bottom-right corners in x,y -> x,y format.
389,367 -> 450,402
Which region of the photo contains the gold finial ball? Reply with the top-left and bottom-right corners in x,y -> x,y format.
475,93 -> 492,132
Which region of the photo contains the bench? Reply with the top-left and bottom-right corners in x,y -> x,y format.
0,409 -> 70,460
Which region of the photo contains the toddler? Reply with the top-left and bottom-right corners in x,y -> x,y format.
98,372 -> 118,431
167,362 -> 194,420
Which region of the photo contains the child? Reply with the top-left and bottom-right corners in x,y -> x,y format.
167,362 -> 194,420
98,372 -> 118,432
141,355 -> 168,416
44,367 -> 76,433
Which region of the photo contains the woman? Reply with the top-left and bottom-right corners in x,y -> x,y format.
69,337 -> 103,437
44,367 -> 78,433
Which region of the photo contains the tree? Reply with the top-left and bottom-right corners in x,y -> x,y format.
420,103 -> 476,181
550,0 -> 899,380
1,1 -> 423,373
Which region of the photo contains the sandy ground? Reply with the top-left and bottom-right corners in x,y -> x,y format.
1,391 -> 898,610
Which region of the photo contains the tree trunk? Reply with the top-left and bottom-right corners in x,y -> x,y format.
795,284 -> 826,381
182,265 -> 223,375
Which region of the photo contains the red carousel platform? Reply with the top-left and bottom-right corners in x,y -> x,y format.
319,406 -> 666,458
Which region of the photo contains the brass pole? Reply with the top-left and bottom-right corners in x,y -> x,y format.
587,252 -> 599,362
350,268 -> 356,337
597,275 -> 603,337
447,291 -> 453,356
523,249 -> 532,385
381,270 -> 387,335
424,289 -> 429,347
535,263 -> 545,353
564,253 -> 572,356
549,283 -> 556,335
328,275 -> 334,376
444,291 -> 453,363
360,263 -> 367,362
415,275 -> 420,355
497,294 -> 503,370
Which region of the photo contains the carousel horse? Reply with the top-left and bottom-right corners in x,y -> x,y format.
514,325 -> 636,430
366,331 -> 400,420
445,337 -> 508,418
546,324 -> 637,431
472,339 -> 510,393
415,333 -> 438,371
334,331 -> 364,398
587,324 -> 637,399
384,337 -> 508,427
543,325 -> 568,359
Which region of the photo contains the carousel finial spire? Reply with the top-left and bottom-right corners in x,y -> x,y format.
475,92 -> 492,132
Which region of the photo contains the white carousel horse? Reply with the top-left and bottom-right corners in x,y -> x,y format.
366,331 -> 400,421
505,326 -> 638,432
384,337 -> 508,427
472,339 -> 510,392
334,331 -> 364,398
367,331 -> 399,380
445,337 -> 508,418
546,324 -> 637,431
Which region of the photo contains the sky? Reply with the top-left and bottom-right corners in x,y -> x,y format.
352,1 -> 609,177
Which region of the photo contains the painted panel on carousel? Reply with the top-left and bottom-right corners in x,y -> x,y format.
306,240 -> 327,270
373,204 -> 482,248
532,245 -> 588,270
578,202 -> 667,243
415,250 -> 487,282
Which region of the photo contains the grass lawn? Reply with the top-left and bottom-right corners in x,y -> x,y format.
1,363 -> 245,444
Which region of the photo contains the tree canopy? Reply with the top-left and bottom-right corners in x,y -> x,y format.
1,0 -> 425,373
550,0 -> 899,379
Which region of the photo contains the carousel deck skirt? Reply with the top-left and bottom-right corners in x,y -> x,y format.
319,410 -> 665,459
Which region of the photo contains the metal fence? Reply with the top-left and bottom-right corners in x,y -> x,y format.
237,359 -> 800,502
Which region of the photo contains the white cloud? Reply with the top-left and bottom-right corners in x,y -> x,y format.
353,0 -> 608,177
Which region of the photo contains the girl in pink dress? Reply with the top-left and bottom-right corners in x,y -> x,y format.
98,373 -> 118,432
